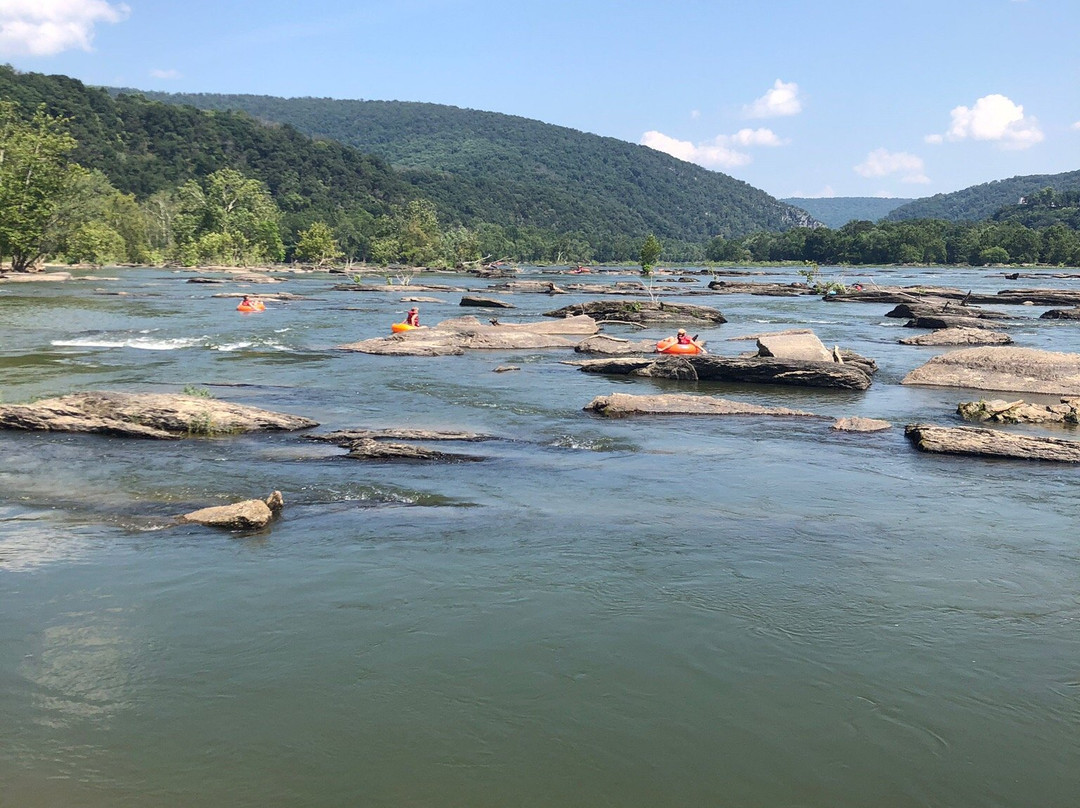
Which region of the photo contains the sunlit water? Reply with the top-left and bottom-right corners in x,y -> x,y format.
2,266 -> 1079,807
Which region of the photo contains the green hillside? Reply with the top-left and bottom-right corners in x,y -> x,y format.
782,197 -> 912,228
124,91 -> 814,253
885,170 -> 1080,222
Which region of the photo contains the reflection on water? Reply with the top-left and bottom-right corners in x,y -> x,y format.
2,266 -> 1080,806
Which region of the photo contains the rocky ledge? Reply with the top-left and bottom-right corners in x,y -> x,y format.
905,423 -> 1080,462
957,397 -> 1080,425
901,347 -> 1080,395
338,315 -> 598,356
579,355 -> 873,390
545,300 -> 726,325
0,392 -> 317,439
584,393 -> 819,418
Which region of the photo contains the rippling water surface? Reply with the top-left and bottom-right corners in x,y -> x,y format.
2,266 -> 1080,807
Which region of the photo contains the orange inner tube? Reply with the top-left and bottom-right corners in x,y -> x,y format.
656,337 -> 702,355
391,322 -> 417,333
237,301 -> 265,312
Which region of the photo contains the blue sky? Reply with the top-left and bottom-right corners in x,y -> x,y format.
2,0 -> 1077,200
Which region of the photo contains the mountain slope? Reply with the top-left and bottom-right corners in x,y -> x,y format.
124,92 -> 815,245
782,197 -> 912,228
885,171 -> 1080,222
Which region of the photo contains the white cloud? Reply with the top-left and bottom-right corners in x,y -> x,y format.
150,68 -> 182,80
924,133 -> 943,145
640,127 -> 786,169
689,109 -> 700,120
940,94 -> 1043,150
0,0 -> 130,57
854,148 -> 930,184
641,131 -> 750,169
1072,121 -> 1080,131
744,79 -> 802,118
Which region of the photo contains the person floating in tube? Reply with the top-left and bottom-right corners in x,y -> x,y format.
674,328 -> 706,352
405,307 -> 420,327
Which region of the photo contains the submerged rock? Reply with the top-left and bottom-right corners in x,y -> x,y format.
584,393 -> 818,418
0,392 -> 317,439
831,417 -> 892,432
905,423 -> 1080,462
901,347 -> 1080,395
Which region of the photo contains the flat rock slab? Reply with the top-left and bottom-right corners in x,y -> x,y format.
580,355 -> 873,390
706,280 -> 811,296
898,327 -> 1012,346
901,347 -> 1080,395
884,302 -> 1012,320
905,423 -> 1080,462
307,428 -> 494,443
1040,308 -> 1080,320
339,316 -> 595,355
574,335 -> 657,355
0,392 -> 318,439
344,438 -> 484,461
545,300 -> 726,325
584,393 -> 818,418
0,271 -> 73,282
832,417 -> 892,432
489,281 -> 567,294
905,315 -> 1001,330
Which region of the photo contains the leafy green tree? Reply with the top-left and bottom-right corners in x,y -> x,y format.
47,168 -> 149,264
639,233 -> 661,275
294,221 -> 341,265
371,199 -> 445,266
173,168 -> 284,265
0,102 -> 79,271
65,221 -> 126,265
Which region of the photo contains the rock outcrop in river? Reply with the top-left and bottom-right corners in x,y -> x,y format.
901,347 -> 1080,395
181,491 -> 284,530
545,300 -> 726,325
579,355 -> 873,389
0,392 -> 317,439
904,423 -> 1080,462
338,315 -> 598,356
957,398 -> 1080,425
584,393 -> 819,418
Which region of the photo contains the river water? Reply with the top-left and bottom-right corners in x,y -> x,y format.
2,265 -> 1079,807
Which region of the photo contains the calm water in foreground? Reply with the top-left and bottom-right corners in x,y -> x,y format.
2,265 -> 1079,807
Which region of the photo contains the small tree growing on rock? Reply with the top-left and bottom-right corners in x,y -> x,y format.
639,233 -> 661,276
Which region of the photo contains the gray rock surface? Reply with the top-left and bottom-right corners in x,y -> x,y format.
181,491 -> 283,530
905,423 -> 1080,462
0,392 -> 317,439
901,347 -> 1080,394
756,332 -> 832,362
898,327 -> 1012,346
584,393 -> 818,418
580,355 -> 873,389
545,300 -> 726,325
831,417 -> 892,432
957,398 -> 1080,425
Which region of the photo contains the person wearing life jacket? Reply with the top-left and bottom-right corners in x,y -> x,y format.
674,328 -> 707,353
405,307 -> 420,327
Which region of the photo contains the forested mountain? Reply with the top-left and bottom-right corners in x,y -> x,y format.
0,67 -> 413,243
782,197 -> 912,228
885,170 -> 1080,222
123,91 -> 814,255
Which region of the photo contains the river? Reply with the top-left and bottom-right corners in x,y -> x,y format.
2,265 -> 1079,807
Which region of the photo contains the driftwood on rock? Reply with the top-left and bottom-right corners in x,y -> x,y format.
584,392 -> 819,418
957,398 -> 1080,425
898,327 -> 1012,346
181,491 -> 284,530
545,300 -> 726,325
901,347 -> 1080,395
905,423 -> 1080,462
579,355 -> 873,390
0,392 -> 317,439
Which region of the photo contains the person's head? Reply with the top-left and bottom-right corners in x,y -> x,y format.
409,307 -> 418,313
242,295 -> 250,301
677,329 -> 686,336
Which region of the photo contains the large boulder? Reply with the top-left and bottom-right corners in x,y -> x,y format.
460,295 -> 514,308
181,491 -> 284,530
957,398 -> 1080,425
905,423 -> 1080,462
574,335 -> 657,355
0,392 -> 317,439
584,393 -> 818,418
901,347 -> 1080,395
756,332 -> 832,362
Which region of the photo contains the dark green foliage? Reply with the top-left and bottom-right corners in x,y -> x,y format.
886,171 -> 1080,222
782,197 -> 913,228
119,91 -> 815,256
